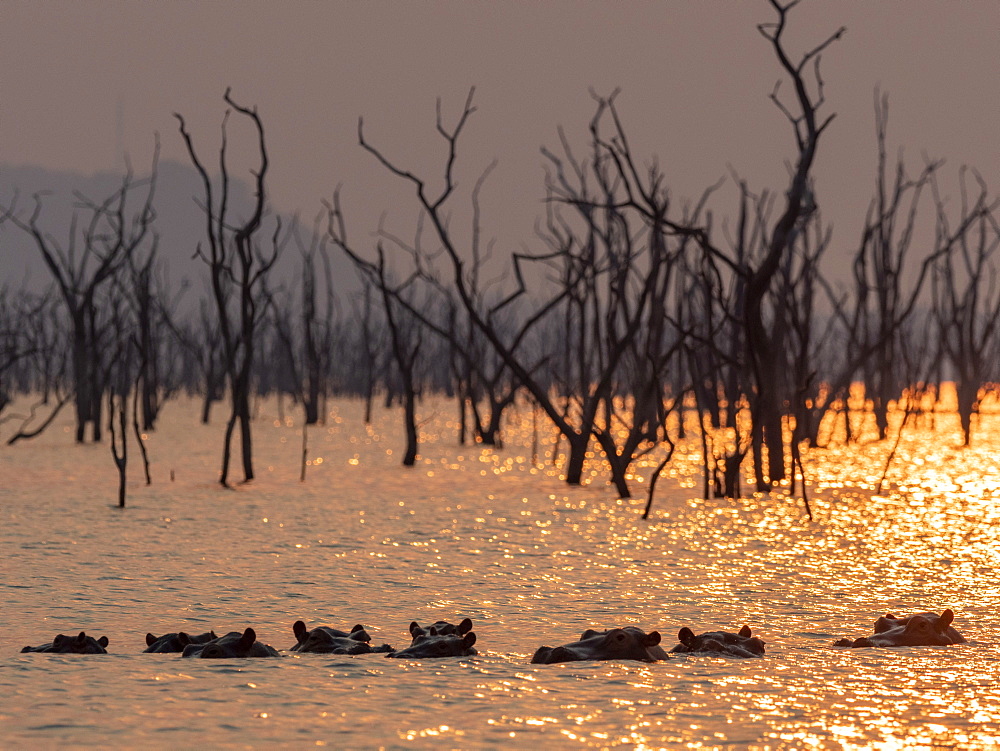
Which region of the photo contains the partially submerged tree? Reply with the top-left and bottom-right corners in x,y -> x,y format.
5,145 -> 159,443
931,168 -> 1000,445
176,89 -> 282,487
732,0 -> 844,490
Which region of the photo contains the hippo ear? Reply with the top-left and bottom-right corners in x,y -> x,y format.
409,621 -> 422,638
462,632 -> 477,648
530,646 -> 552,664
429,626 -> 440,636
239,628 -> 257,650
940,609 -> 955,627
351,624 -> 366,635
678,627 -> 696,646
644,631 -> 661,646
146,633 -> 158,647
293,620 -> 308,643
98,636 -> 109,648
75,632 -> 88,645
177,632 -> 192,647
209,630 -> 218,639
457,618 -> 473,635
739,625 -> 752,638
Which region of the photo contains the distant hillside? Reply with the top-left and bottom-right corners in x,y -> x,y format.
0,160 -> 358,310
0,160 -> 252,296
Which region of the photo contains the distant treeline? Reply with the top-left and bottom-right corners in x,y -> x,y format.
1,3 -> 998,513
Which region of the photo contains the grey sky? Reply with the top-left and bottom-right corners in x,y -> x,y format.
2,1 -> 998,262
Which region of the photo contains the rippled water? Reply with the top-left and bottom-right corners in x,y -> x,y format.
2,395 -> 999,749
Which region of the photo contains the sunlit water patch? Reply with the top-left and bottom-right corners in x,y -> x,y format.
2,395 -> 999,748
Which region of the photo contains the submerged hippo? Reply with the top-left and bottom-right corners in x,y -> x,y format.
670,625 -> 765,658
22,632 -> 109,654
387,631 -> 478,659
531,626 -> 664,664
874,610 -> 966,644
181,628 -> 279,658
835,609 -> 964,648
290,620 -> 392,654
144,630 -> 217,653
408,618 -> 474,640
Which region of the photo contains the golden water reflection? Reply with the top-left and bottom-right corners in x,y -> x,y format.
5,393 -> 1000,747
406,396 -> 1000,748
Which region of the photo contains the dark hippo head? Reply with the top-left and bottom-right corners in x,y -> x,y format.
671,625 -> 765,658
182,628 -> 279,658
848,611 -> 958,648
290,621 -> 371,652
22,632 -> 110,654
531,626 -> 663,664
408,618 -> 473,641
873,609 -> 965,644
387,631 -> 477,659
144,630 -> 217,653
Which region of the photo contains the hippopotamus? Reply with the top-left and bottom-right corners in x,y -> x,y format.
290,620 -> 392,654
387,631 -> 478,659
181,628 -> 279,658
531,626 -> 664,664
144,630 -> 218,653
835,609 -> 964,648
408,618 -> 474,640
874,610 -> 966,644
670,625 -> 765,658
21,632 -> 109,654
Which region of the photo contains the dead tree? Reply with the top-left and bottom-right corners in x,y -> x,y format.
854,94 -> 943,440
267,218 -> 335,427
2,290 -> 73,444
339,88 -> 713,497
737,1 -> 844,489
931,168 -> 999,445
176,89 -> 281,486
124,237 -> 173,431
349,280 -> 386,424
355,164 -> 522,448
816,92 -> 978,444
5,147 -> 159,443
329,199 -> 426,467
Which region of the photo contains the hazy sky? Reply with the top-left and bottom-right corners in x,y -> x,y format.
3,1 -> 999,262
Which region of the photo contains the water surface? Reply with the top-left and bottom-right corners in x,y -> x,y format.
2,397 -> 999,748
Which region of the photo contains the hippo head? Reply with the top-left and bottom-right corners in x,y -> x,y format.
531,627 -> 662,664
674,625 -> 764,657
51,632 -> 110,654
594,627 -> 662,662
408,618 -> 473,640
198,628 -> 259,658
292,621 -> 371,652
296,628 -> 372,654
860,611 -> 957,648
144,630 -> 217,653
873,609 -> 964,644
388,631 -> 477,659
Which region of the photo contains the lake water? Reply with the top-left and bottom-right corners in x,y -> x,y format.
2,395 -> 999,749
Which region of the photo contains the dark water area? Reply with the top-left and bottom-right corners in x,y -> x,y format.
2,396 -> 999,748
